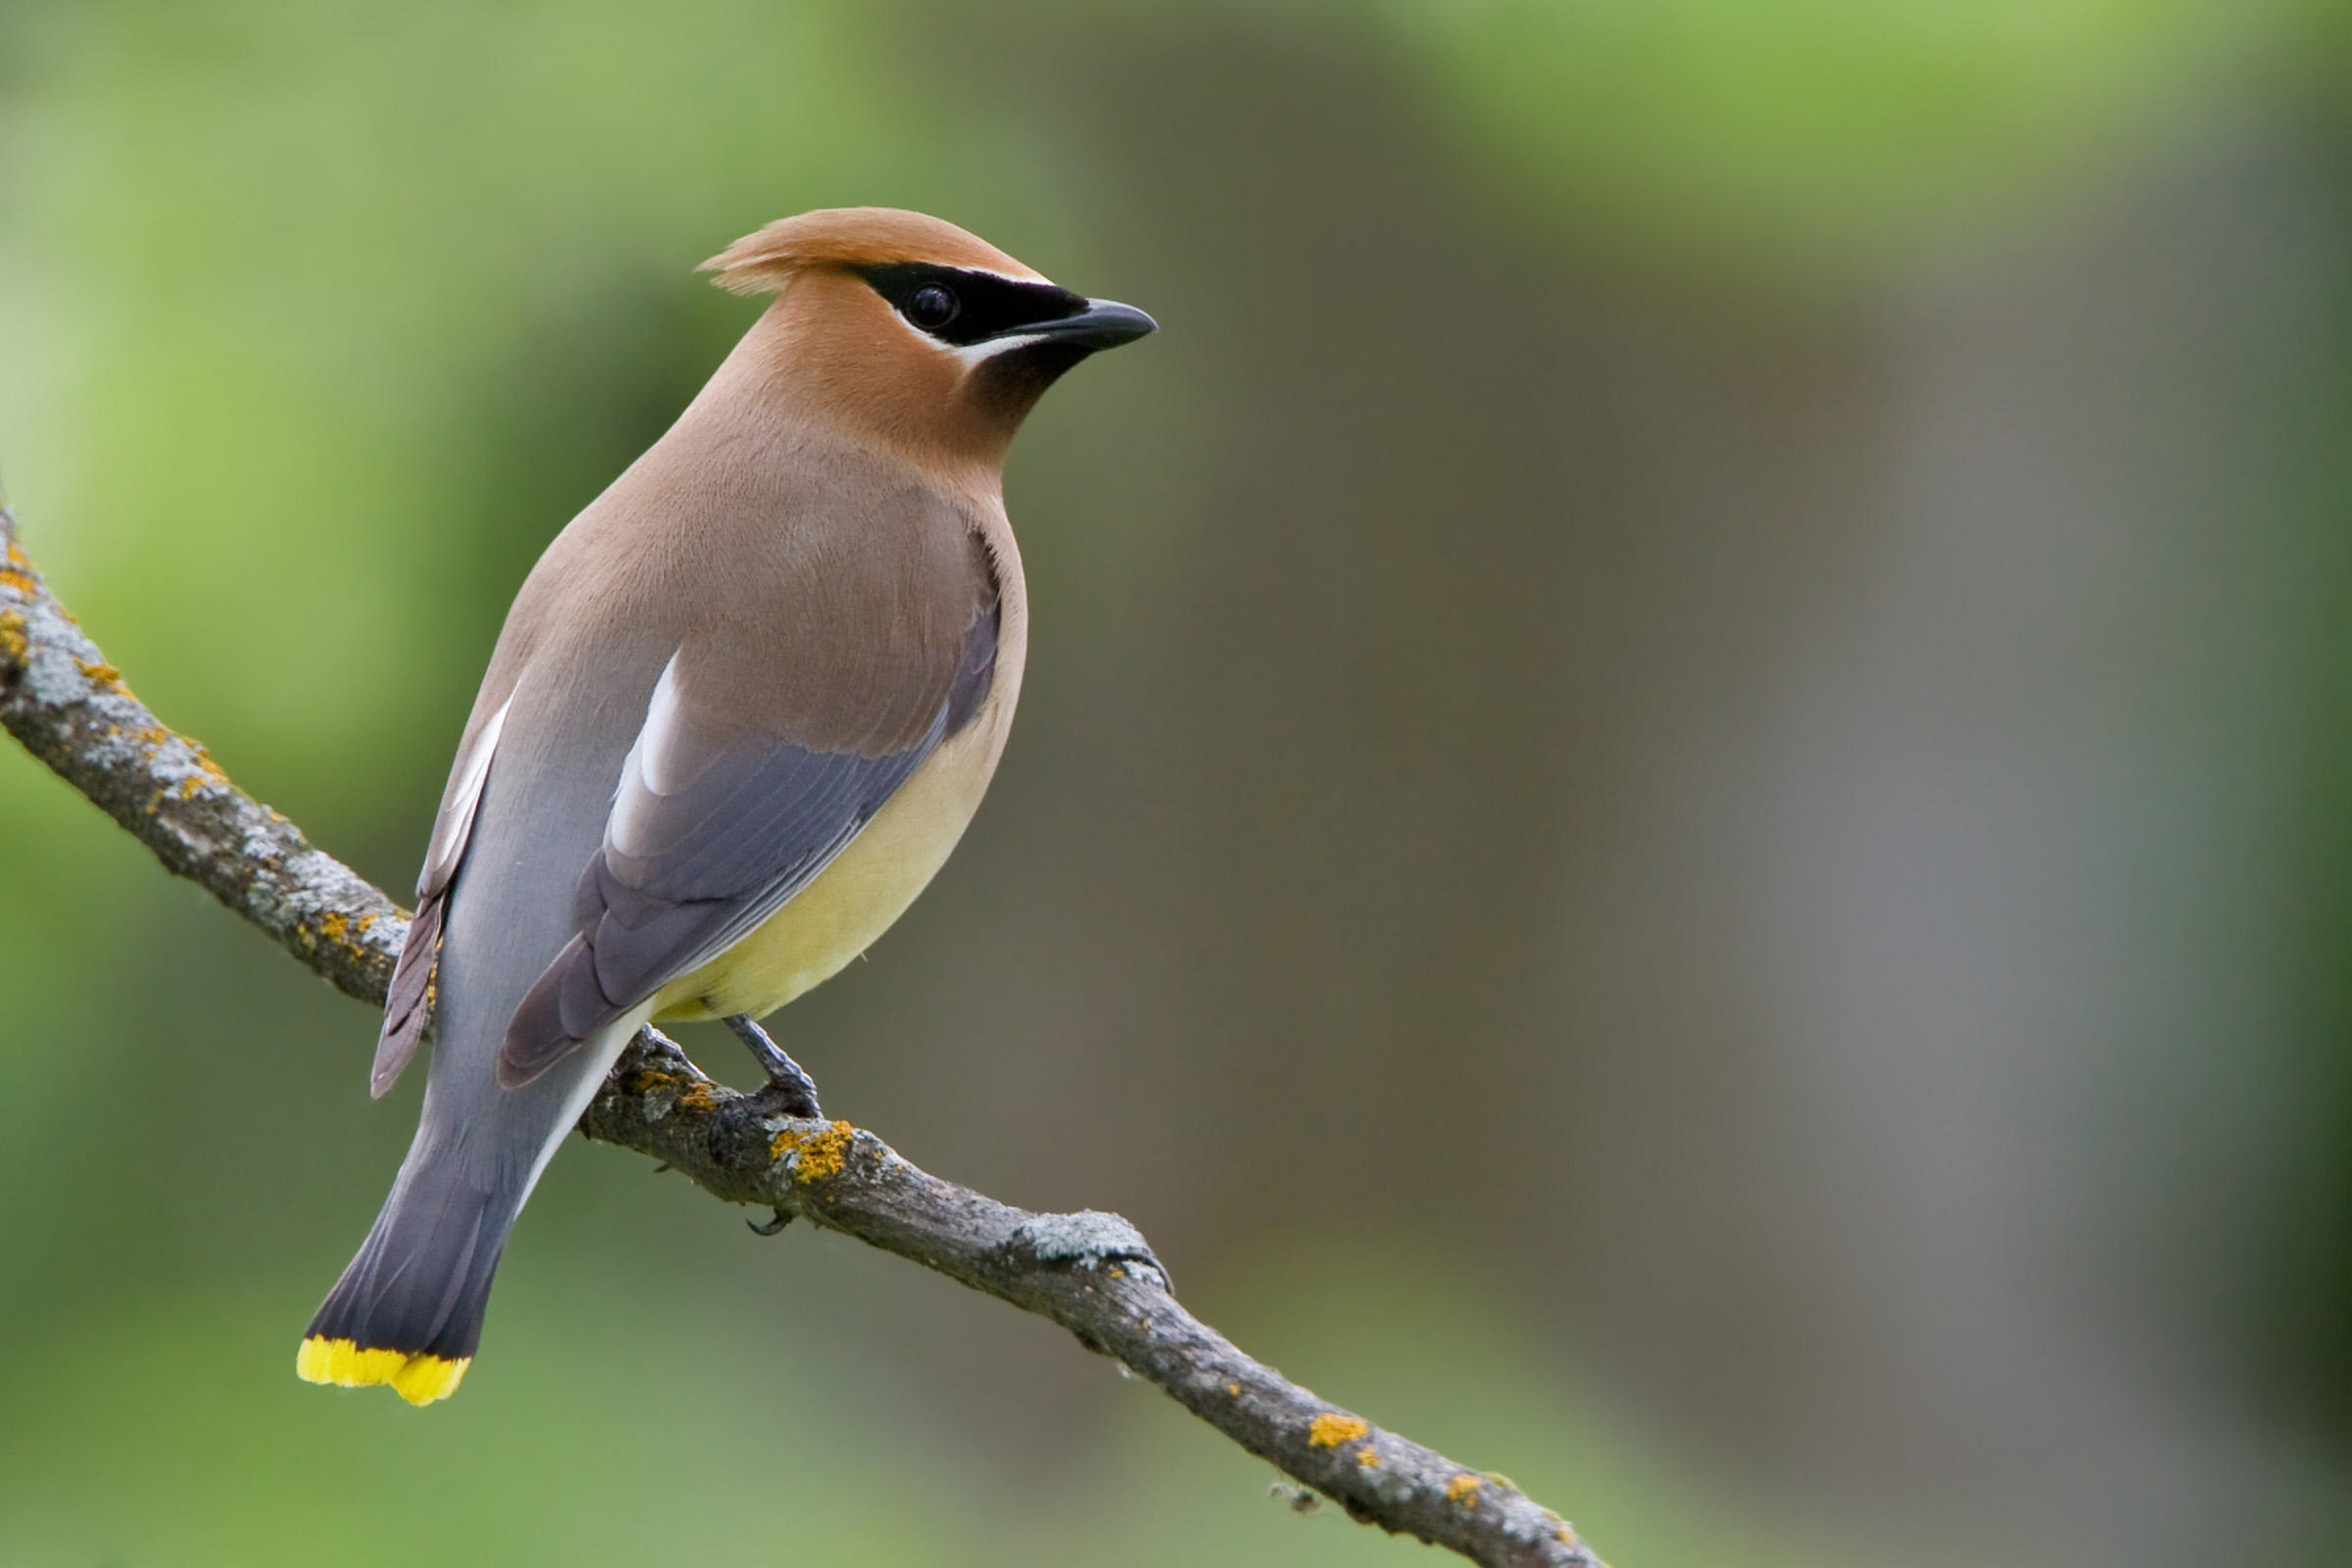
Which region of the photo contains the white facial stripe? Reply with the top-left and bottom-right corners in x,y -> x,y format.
947,331 -> 1051,366
878,307 -> 1059,365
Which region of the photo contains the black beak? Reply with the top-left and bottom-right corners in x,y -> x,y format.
1015,297 -> 1157,351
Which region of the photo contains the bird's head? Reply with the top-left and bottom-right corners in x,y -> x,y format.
704,207 -> 1154,474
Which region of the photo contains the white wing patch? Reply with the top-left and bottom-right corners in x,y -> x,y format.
607,652 -> 742,860
420,696 -> 512,899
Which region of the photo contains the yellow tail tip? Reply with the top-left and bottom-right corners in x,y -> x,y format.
297,1335 -> 470,1406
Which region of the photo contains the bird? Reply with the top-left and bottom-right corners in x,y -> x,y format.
297,207 -> 1154,1405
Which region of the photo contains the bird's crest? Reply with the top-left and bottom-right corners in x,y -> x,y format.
702,206 -> 1045,296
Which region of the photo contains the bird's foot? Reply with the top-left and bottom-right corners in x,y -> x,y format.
725,1013 -> 824,1120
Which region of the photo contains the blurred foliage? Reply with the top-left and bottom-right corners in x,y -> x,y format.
0,1243 -> 1838,1566
1369,0 -> 2311,276
5,1 -> 2352,1563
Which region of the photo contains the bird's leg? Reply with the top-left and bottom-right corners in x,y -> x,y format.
725,1013 -> 825,1120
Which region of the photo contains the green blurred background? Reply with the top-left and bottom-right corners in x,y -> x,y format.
5,1 -> 2351,1562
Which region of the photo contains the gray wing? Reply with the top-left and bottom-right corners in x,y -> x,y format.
496,598 -> 999,1087
372,697 -> 513,1097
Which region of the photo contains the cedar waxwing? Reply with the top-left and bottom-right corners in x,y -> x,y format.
297,208 -> 1154,1404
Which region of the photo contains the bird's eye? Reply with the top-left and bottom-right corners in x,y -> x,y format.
906,284 -> 960,331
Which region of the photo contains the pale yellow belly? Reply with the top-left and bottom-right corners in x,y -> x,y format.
649,700 -> 1008,1024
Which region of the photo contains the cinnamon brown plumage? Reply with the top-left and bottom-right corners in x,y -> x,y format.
302,208 -> 1152,1403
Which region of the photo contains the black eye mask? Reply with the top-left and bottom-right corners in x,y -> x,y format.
852,263 -> 1089,347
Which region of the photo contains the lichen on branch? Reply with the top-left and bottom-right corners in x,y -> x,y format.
0,504 -> 1605,1568
0,510 -> 406,1002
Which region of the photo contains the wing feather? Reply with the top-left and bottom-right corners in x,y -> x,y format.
497,596 -> 998,1088
371,698 -> 513,1096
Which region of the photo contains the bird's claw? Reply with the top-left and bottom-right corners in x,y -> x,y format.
725,1013 -> 825,1119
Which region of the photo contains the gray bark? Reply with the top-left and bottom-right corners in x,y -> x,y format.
0,503 -> 1603,1568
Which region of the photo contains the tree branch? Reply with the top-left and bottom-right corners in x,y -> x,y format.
0,503 -> 1605,1568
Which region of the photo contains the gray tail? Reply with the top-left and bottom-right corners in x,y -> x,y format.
297,1150 -> 522,1404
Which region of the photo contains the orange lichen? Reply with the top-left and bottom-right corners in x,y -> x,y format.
626,1065 -> 687,1096
613,1063 -> 717,1118
1226,1382 -> 1241,1397
74,656 -> 120,685
0,538 -> 33,596
321,911 -> 350,943
1307,1413 -> 1369,1449
1355,1447 -> 1381,1469
0,610 -> 26,661
771,1119 -> 854,1182
1446,1474 -> 1483,1505
167,739 -> 231,799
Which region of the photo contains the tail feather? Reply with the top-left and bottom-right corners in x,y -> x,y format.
299,1152 -> 520,1406
304,1002 -> 649,1406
